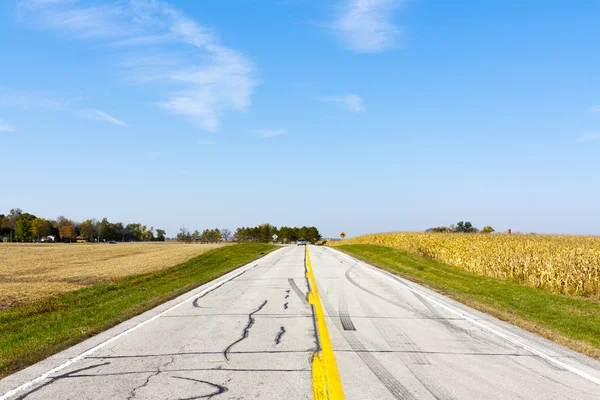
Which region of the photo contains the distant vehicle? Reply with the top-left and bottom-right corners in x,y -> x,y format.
108,241 -> 117,244
297,239 -> 307,246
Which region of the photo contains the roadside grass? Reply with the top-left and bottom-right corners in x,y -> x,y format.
334,244 -> 600,360
0,243 -> 276,378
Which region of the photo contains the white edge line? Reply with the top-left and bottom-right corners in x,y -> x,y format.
328,247 -> 600,386
0,248 -> 282,400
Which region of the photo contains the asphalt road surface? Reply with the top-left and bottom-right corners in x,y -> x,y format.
2,245 -> 600,399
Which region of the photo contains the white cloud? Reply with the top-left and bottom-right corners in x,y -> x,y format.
0,87 -> 80,110
331,0 -> 401,53
255,129 -> 286,138
589,105 -> 600,114
79,109 -> 127,127
577,133 -> 600,143
18,0 -> 259,132
320,94 -> 365,112
0,119 -> 15,132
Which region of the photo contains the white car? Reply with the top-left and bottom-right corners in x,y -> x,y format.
297,239 -> 307,246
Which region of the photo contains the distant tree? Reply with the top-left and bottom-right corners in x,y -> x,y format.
8,208 -> 22,230
31,218 -> 51,241
481,226 -> 495,234
220,228 -> 232,242
233,227 -> 247,242
59,224 -> 77,243
178,226 -> 193,243
453,221 -> 478,233
210,228 -> 222,243
79,219 -> 95,241
14,213 -> 36,242
155,229 -> 166,242
426,226 -> 451,233
144,226 -> 154,241
192,230 -> 200,243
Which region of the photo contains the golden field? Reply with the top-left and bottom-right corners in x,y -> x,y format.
0,242 -> 223,308
332,233 -> 600,298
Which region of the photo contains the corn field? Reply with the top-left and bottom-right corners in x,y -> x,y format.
332,233 -> 600,298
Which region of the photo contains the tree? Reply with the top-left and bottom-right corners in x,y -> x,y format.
178,226 -> 193,243
481,226 -> 495,234
156,229 -> 166,242
60,225 -> 76,243
31,218 -> 51,241
210,228 -> 222,243
220,228 -> 232,242
14,213 -> 36,242
453,221 -> 478,233
426,226 -> 451,233
7,208 -> 22,230
79,219 -> 95,241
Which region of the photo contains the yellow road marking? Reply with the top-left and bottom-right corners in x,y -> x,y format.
306,247 -> 345,399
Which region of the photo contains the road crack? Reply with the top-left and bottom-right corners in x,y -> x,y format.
274,326 -> 286,345
223,300 -> 267,361
171,376 -> 228,399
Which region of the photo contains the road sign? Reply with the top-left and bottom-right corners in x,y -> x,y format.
272,234 -> 278,240
340,232 -> 346,239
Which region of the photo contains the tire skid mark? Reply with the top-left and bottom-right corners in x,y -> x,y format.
192,268 -> 253,308
223,300 -> 268,361
359,300 -> 429,366
345,265 -> 416,315
339,292 -> 356,331
274,326 -> 286,345
320,293 -> 415,399
170,376 -> 227,399
287,278 -> 308,305
411,292 -> 516,354
14,363 -> 110,400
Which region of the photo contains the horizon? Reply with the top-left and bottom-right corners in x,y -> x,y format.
1,0 -> 599,238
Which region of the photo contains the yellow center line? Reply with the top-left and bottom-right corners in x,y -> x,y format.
306,246 -> 345,400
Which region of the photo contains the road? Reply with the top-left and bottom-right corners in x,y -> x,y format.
2,245 -> 600,399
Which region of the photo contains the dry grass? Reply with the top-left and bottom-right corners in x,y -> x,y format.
0,242 -> 224,308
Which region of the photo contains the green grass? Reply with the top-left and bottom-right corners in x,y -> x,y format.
0,243 -> 276,378
335,244 -> 600,358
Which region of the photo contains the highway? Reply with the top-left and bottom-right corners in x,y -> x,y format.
2,245 -> 600,399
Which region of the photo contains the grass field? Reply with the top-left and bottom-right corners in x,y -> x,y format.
0,243 -> 276,378
334,244 -> 600,360
332,233 -> 600,298
0,242 -> 223,309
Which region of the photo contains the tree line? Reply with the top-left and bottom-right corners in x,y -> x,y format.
233,224 -> 321,243
176,223 -> 322,244
426,221 -> 495,234
177,227 -> 231,244
0,208 -> 166,243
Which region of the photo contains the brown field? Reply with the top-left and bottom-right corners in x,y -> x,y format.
0,242 -> 225,308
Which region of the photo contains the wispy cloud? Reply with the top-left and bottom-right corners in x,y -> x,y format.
589,105 -> 600,114
330,0 -> 401,53
18,0 -> 259,132
577,133 -> 600,143
0,87 -> 80,110
79,109 -> 127,127
320,94 -> 365,112
255,129 -> 286,138
0,119 -> 15,133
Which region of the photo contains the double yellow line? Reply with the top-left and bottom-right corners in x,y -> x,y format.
305,247 -> 345,400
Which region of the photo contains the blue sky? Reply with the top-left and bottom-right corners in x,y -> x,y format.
1,0 -> 599,237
